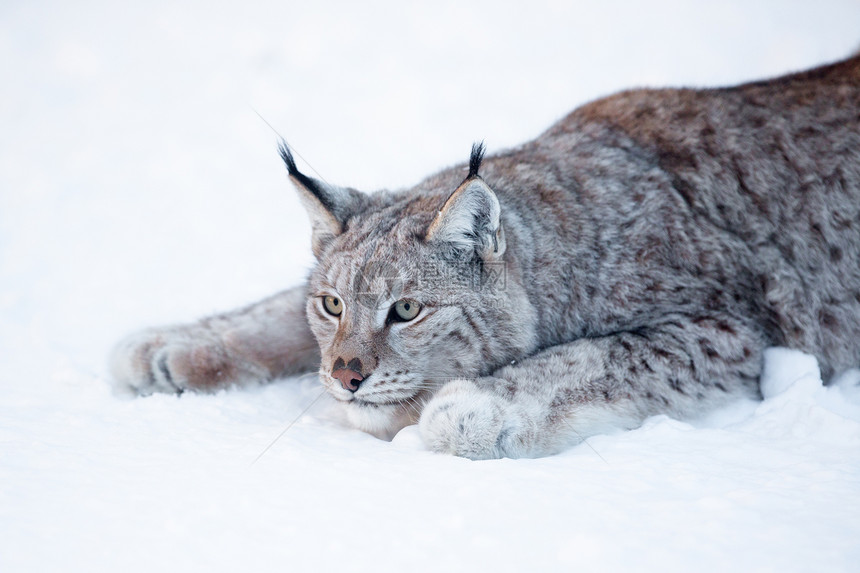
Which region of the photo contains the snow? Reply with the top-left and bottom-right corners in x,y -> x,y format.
2,1 -> 860,571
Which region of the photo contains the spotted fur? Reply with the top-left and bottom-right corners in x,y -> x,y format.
110,55 -> 860,459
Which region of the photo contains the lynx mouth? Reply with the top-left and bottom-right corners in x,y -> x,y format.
353,398 -> 395,408
325,390 -> 403,407
354,395 -> 424,409
338,387 -> 434,438
354,386 -> 435,408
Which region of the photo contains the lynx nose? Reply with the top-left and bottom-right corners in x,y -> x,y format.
332,368 -> 364,392
332,357 -> 367,392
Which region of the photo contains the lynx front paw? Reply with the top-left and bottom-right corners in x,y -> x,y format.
109,328 -> 236,396
419,379 -> 526,460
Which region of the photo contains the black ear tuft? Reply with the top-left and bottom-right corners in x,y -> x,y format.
468,141 -> 485,179
277,138 -> 298,176
277,138 -> 338,212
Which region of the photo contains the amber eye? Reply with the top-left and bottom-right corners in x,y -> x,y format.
392,299 -> 421,321
323,295 -> 342,316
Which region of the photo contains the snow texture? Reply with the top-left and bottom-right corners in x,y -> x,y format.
2,1 -> 860,571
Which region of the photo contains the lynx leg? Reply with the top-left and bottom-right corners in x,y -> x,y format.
109,285 -> 320,395
419,314 -> 765,459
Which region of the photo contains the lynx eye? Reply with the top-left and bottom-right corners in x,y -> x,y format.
322,295 -> 343,317
392,299 -> 421,322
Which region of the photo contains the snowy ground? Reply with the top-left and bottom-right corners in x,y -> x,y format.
2,1 -> 860,571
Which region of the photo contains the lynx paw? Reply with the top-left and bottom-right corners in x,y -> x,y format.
419,379 -> 524,460
109,328 -> 235,396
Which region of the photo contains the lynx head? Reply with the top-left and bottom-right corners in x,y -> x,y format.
281,142 -> 536,438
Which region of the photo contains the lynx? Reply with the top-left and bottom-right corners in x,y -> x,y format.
111,56 -> 860,459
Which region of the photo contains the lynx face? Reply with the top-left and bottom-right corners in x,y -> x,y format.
288,143 -> 538,437
303,215 -> 525,437
308,240 -> 468,434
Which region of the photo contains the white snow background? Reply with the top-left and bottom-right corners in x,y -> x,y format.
2,1 -> 860,571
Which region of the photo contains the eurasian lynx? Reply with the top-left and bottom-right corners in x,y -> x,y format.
111,56 -> 860,459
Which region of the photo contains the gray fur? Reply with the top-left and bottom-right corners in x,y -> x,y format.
110,56 -> 860,458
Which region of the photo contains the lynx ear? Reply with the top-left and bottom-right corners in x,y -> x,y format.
425,142 -> 505,260
278,141 -> 366,257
